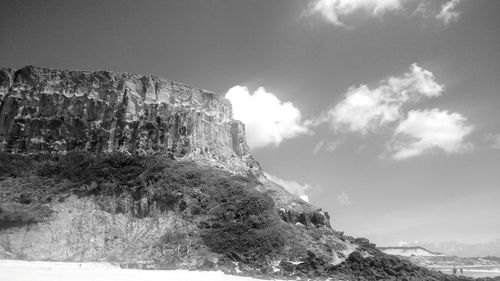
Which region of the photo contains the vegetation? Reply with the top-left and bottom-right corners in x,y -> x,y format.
200,186 -> 287,261
0,151 -> 287,265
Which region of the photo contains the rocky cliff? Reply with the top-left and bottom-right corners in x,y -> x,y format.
0,66 -> 471,281
0,66 -> 258,173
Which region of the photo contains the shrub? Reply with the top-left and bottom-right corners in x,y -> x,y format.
200,188 -> 286,262
0,152 -> 32,179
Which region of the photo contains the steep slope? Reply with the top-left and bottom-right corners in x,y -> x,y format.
0,66 -> 471,281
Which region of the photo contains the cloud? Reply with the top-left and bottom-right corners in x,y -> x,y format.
225,86 -> 309,149
309,0 -> 403,27
265,173 -> 312,202
337,192 -> 353,205
436,0 -> 462,25
398,241 -> 409,246
313,139 -> 340,154
308,0 -> 464,27
310,63 -> 444,134
307,63 -> 474,160
388,109 -> 473,160
487,134 -> 500,149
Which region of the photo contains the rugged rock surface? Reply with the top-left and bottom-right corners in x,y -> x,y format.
0,66 -> 258,173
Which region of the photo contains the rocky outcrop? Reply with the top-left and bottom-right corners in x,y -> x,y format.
0,66 -> 471,281
0,66 -> 258,173
278,208 -> 331,229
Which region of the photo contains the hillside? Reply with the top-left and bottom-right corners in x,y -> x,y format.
0,66 -> 478,280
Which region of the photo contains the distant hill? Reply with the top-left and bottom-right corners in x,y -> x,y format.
379,246 -> 500,279
483,256 -> 500,262
378,246 -> 444,257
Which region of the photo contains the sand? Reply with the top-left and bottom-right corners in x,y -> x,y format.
0,260 -> 277,281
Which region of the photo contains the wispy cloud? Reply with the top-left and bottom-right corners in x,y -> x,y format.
338,192 -> 353,205
226,86 -> 309,149
308,0 -> 403,27
398,241 -> 409,246
307,0 -> 464,28
387,109 -> 473,160
487,133 -> 500,150
313,139 -> 340,154
265,172 -> 313,202
436,0 -> 462,26
308,63 -> 444,134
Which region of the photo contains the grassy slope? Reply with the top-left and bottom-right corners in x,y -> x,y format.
0,152 -> 351,276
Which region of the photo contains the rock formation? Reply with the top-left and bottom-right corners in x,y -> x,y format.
0,66 -> 472,281
0,66 -> 258,173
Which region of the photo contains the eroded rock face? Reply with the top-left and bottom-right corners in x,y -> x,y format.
0,66 -> 258,173
278,208 -> 332,229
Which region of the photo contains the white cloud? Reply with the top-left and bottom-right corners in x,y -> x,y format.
436,0 -> 462,25
308,0 -> 464,27
313,139 -> 340,154
312,63 -> 444,134
264,173 -> 312,202
225,86 -> 309,149
308,64 -> 474,161
309,0 -> 403,27
388,109 -> 473,160
337,192 -> 353,205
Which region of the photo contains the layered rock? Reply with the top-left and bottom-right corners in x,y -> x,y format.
0,66 -> 258,173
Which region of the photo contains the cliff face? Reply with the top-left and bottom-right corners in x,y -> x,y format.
0,66 -> 258,173
0,66 -> 465,281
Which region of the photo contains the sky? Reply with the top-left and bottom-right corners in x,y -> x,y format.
1,0 -> 499,257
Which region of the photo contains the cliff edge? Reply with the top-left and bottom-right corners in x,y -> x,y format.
0,66 -> 258,173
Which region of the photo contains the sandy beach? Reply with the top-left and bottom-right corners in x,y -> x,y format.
0,260 -> 276,281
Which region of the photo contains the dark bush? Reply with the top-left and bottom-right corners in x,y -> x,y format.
202,221 -> 286,259
57,152 -> 145,186
200,187 -> 286,262
0,152 -> 32,179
